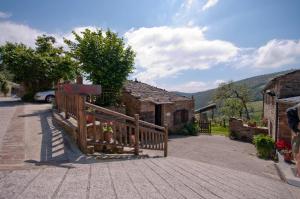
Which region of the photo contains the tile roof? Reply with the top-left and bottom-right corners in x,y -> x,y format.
263,69 -> 300,91
123,80 -> 191,103
277,96 -> 300,104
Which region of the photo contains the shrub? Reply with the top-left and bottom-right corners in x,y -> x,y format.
182,122 -> 199,136
21,91 -> 35,102
253,134 -> 275,159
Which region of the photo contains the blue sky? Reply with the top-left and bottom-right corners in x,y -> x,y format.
1,0 -> 300,92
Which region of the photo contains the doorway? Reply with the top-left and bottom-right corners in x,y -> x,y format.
155,104 -> 162,126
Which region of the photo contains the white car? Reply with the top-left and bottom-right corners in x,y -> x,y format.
34,90 -> 55,103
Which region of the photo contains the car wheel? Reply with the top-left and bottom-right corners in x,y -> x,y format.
45,95 -> 55,103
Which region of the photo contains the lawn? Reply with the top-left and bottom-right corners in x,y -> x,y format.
211,125 -> 229,136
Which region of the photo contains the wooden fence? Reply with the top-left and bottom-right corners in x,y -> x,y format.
55,84 -> 168,157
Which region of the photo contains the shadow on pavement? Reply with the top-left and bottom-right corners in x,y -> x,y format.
23,107 -> 157,169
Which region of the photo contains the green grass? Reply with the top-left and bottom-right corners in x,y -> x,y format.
247,100 -> 263,124
211,125 -> 229,136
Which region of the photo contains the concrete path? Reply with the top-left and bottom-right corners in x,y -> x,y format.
0,97 -> 85,169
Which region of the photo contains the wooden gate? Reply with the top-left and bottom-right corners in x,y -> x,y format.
198,121 -> 211,134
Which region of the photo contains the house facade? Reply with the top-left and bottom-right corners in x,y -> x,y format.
262,70 -> 300,142
122,80 -> 195,133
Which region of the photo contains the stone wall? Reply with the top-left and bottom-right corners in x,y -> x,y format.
263,92 -> 276,138
163,100 -> 195,133
229,118 -> 268,142
277,101 -> 299,143
121,92 -> 194,133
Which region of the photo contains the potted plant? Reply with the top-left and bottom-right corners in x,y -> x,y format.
253,134 -> 275,159
103,122 -> 114,143
85,108 -> 94,123
86,114 -> 94,123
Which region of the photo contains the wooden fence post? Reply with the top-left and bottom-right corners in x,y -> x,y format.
77,95 -> 87,153
65,94 -> 69,119
134,114 -> 139,155
164,124 -> 168,157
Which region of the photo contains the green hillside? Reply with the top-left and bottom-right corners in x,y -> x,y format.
176,69 -> 297,109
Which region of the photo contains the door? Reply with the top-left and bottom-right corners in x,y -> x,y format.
155,104 -> 162,126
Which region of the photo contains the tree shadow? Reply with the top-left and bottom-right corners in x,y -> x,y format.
0,98 -> 23,107
24,108 -> 160,169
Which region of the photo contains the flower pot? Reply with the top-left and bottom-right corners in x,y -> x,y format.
105,131 -> 113,143
130,134 -> 135,145
283,152 -> 293,162
86,115 -> 93,123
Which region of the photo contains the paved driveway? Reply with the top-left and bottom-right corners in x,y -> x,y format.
168,135 -> 280,181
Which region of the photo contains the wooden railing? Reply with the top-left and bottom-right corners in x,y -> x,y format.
85,102 -> 168,156
55,83 -> 168,157
55,84 -> 79,120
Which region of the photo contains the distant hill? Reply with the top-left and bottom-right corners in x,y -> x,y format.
175,69 -> 297,109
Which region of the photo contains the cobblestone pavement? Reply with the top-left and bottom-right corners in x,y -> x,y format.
0,97 -> 300,198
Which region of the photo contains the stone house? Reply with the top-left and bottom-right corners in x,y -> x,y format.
262,69 -> 300,142
121,80 -> 195,133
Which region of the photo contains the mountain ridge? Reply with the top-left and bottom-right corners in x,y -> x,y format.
175,69 -> 298,109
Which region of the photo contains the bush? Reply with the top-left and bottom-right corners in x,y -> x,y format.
21,91 -> 35,102
182,122 -> 199,136
253,134 -> 275,159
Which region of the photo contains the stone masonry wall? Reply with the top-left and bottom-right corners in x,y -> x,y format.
163,100 -> 195,133
263,88 -> 277,138
277,101 -> 299,143
229,118 -> 268,142
121,92 -> 141,116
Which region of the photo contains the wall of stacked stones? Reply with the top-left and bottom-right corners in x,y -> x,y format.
277,101 -> 299,142
163,100 -> 195,133
263,90 -> 277,138
229,118 -> 268,142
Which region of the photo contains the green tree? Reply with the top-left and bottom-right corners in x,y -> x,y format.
0,35 -> 78,100
1,80 -> 9,97
214,81 -> 251,120
65,29 -> 135,105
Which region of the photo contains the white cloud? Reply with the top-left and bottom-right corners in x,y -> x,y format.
0,20 -> 99,48
0,11 -> 11,19
254,39 -> 300,68
164,79 -> 224,92
236,39 -> 300,69
0,21 -> 44,46
202,0 -> 219,11
125,26 -> 239,83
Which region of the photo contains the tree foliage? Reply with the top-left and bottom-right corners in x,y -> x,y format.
65,29 -> 135,105
0,35 -> 78,98
213,81 -> 251,120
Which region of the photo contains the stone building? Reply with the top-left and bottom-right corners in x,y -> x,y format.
262,69 -> 300,142
122,80 -> 195,133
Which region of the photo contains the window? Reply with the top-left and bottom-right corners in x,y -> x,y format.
173,109 -> 189,125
